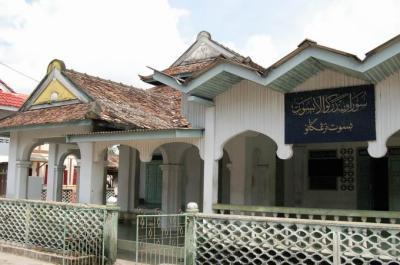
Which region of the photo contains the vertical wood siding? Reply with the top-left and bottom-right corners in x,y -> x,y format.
293,69 -> 369,92
214,80 -> 291,160
213,69 -> 400,159
369,70 -> 400,157
181,95 -> 206,128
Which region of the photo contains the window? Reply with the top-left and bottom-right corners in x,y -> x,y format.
308,150 -> 343,190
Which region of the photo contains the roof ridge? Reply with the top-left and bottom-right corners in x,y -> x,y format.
208,38 -> 266,71
64,69 -> 179,105
64,69 -> 146,91
365,33 -> 400,57
178,57 -> 217,66
209,38 -> 244,58
0,90 -> 27,97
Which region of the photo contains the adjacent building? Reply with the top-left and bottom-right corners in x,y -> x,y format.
0,79 -> 26,196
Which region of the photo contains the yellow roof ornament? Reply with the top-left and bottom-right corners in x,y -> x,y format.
47,59 -> 66,74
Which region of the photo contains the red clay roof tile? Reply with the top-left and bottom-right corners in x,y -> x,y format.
0,69 -> 189,130
0,92 -> 27,108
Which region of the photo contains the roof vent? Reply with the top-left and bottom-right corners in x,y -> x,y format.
197,31 -> 211,40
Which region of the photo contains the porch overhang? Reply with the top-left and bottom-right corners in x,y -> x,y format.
0,120 -> 94,137
66,128 -> 204,143
152,35 -> 400,100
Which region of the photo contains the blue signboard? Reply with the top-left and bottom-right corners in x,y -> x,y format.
285,85 -> 376,144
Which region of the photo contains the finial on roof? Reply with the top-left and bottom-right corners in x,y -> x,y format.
197,31 -> 211,40
47,59 -> 66,74
297,39 -> 317,48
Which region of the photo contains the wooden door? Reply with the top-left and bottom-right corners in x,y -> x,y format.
145,161 -> 162,205
357,149 -> 372,210
389,154 -> 400,210
0,164 -> 7,197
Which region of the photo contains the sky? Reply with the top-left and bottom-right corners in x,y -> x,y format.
0,0 -> 399,94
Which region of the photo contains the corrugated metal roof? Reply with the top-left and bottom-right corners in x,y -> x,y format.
67,127 -> 202,137
66,128 -> 203,143
364,54 -> 400,82
192,72 -> 243,98
269,58 -> 325,91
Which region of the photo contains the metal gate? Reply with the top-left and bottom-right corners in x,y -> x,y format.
136,214 -> 187,265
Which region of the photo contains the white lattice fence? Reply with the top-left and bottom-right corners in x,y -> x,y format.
106,188 -> 115,201
41,188 -> 77,203
62,189 -> 74,203
41,189 -> 47,201
194,215 -> 334,264
0,198 -> 118,264
339,226 -> 400,264
135,209 -> 400,265
193,214 -> 400,265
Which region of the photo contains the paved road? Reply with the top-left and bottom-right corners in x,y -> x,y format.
0,250 -> 139,265
0,252 -> 53,265
115,249 -> 136,265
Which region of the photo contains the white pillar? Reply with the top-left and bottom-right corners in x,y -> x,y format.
203,106 -> 218,213
128,149 -> 139,211
160,164 -> 183,213
75,159 -> 81,202
117,145 -> 130,212
46,143 -> 60,201
56,166 -> 65,201
15,160 -> 31,199
6,132 -> 18,199
78,142 -> 105,204
116,146 -> 140,212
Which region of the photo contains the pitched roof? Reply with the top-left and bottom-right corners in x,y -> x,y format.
149,32 -> 400,98
141,56 -> 265,84
0,91 -> 27,108
64,70 -> 189,129
148,85 -> 182,101
140,31 -> 265,85
0,67 -> 189,130
0,78 -> 27,108
0,103 -> 93,128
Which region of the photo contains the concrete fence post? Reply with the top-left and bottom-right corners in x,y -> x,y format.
185,202 -> 199,265
332,227 -> 340,265
104,206 -> 119,265
24,202 -> 31,247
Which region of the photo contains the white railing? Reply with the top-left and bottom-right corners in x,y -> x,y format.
213,204 -> 400,224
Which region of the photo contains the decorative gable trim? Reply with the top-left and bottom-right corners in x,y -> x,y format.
21,68 -> 91,111
171,31 -> 237,67
32,79 -> 77,105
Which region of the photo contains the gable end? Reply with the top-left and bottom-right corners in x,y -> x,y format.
21,67 -> 91,111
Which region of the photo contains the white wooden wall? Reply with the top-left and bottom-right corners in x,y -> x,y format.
210,68 -> 400,209
369,70 -> 400,157
181,95 -> 206,128
293,69 -> 368,92
214,80 -> 292,160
